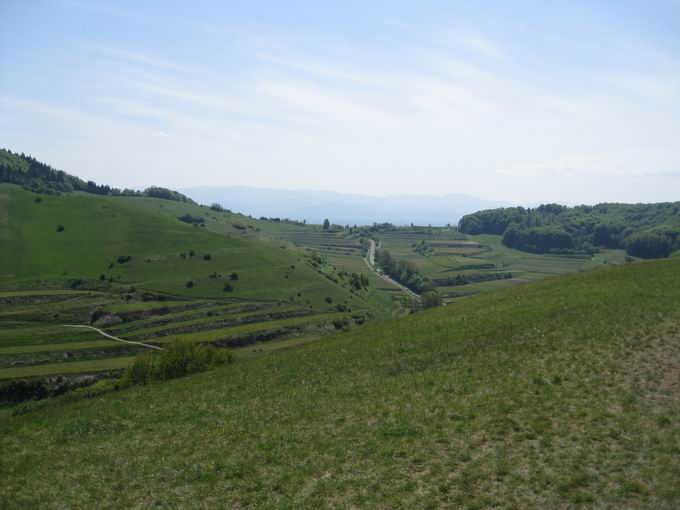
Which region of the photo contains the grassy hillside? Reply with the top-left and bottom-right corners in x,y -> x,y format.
2,258 -> 679,507
2,184 -> 328,298
0,184 -> 376,379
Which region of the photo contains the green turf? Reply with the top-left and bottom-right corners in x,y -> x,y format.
0,183 -> 359,305
0,357 -> 134,380
1,259 -> 679,507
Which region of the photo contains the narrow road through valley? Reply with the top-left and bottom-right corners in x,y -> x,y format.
63,324 -> 164,351
364,239 -> 422,302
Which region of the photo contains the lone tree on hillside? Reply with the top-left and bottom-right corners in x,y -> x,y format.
323,218 -> 330,230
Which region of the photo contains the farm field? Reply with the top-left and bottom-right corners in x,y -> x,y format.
0,288 -> 357,381
253,222 -> 631,305
377,227 -> 629,300
2,257 -> 679,507
250,223 -> 407,313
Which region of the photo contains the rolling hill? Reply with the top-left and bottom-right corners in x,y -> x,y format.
2,257 -> 679,507
0,182 -> 379,380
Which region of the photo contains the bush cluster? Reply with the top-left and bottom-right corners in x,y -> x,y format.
376,249 -> 432,293
123,340 -> 234,386
177,214 -> 205,225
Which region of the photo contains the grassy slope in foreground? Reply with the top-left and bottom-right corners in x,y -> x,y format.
2,259 -> 680,508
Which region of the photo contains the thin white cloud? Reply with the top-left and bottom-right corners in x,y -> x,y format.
504,149 -> 680,178
87,45 -> 194,75
62,0 -> 139,21
437,29 -> 505,59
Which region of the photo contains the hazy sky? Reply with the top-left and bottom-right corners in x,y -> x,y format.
2,1 -> 680,204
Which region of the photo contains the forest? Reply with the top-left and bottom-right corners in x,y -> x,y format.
0,149 -> 193,203
458,203 -> 680,258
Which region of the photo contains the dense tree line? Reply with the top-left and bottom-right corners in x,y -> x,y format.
0,148 -> 193,203
431,272 -> 513,287
458,202 -> 680,258
375,248 -> 433,293
259,216 -> 306,226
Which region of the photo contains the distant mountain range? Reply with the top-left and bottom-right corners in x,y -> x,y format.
180,186 -> 506,226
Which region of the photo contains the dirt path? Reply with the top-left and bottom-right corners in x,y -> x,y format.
364,239 -> 422,302
63,324 -> 164,351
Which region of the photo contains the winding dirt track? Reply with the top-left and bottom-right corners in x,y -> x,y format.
364,239 -> 422,302
63,324 -> 164,351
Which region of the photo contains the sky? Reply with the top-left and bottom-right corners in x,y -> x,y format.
1,0 -> 680,205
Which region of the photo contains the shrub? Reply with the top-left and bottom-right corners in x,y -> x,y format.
332,317 -> 351,330
0,380 -> 48,405
210,203 -> 224,212
230,272 -> 239,281
223,283 -> 233,292
324,296 -> 333,304
123,352 -> 157,385
177,214 -> 205,225
349,272 -> 369,290
422,291 -> 443,309
185,280 -> 194,288
56,224 -> 64,232
232,221 -> 247,230
123,340 -> 234,386
117,255 -> 132,264
34,196 -> 42,203
203,254 -> 211,261
69,279 -> 84,289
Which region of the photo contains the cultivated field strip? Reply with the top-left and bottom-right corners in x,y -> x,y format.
376,228 -> 629,302
0,288 -> 353,379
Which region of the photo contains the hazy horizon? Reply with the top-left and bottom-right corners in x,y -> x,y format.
2,1 -> 680,204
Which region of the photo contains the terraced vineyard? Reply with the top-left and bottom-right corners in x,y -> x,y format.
375,227 -> 631,301
243,221 -> 633,308
0,285 -> 361,381
251,223 -> 408,313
